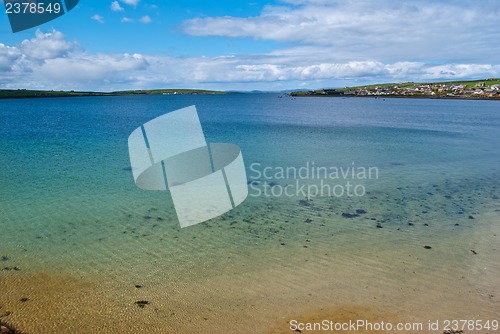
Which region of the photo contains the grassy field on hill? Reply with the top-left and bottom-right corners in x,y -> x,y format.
0,88 -> 226,99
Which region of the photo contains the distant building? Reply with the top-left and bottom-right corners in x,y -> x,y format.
323,89 -> 342,95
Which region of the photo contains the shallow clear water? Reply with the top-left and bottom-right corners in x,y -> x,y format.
1,95 -> 499,333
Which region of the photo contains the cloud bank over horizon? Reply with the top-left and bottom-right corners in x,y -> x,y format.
0,0 -> 499,91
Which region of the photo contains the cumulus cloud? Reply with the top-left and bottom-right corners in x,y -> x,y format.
0,30 -> 149,90
19,30 -> 76,60
127,55 -> 500,91
120,0 -> 139,7
91,14 -> 104,23
121,17 -> 134,23
0,29 -> 499,91
0,43 -> 21,71
139,15 -> 152,24
181,0 -> 500,63
110,1 -> 124,12
421,64 -> 499,80
37,53 -> 149,83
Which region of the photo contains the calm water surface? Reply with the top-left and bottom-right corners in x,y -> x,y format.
1,94 -> 499,333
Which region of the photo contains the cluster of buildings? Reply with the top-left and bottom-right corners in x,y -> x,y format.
301,79 -> 500,99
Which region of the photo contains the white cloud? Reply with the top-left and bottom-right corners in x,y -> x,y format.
37,53 -> 149,83
1,29 -> 499,91
121,16 -> 152,24
120,0 -> 139,6
91,14 -> 104,23
181,0 -> 500,64
139,15 -> 152,24
0,30 -> 153,90
20,29 -> 76,60
110,1 -> 124,12
0,43 -> 22,71
420,64 -> 498,80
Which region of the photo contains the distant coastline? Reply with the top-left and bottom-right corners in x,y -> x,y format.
290,78 -> 500,100
0,88 -> 227,99
2,78 -> 500,100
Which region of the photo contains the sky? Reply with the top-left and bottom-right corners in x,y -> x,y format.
0,0 -> 499,91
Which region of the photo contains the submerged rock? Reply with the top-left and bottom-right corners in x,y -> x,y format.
423,245 -> 432,249
2,267 -> 19,271
135,300 -> 150,308
355,209 -> 367,214
298,199 -> 311,206
341,213 -> 359,218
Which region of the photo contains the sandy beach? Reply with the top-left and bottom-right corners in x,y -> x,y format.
1,201 -> 498,333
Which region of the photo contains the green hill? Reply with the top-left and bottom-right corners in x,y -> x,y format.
291,78 -> 500,99
0,88 -> 227,99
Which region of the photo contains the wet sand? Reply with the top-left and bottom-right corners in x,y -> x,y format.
1,203 -> 498,333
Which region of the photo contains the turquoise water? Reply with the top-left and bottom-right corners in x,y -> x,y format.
1,95 -> 499,332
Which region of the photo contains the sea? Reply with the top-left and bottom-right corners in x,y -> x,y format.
1,94 -> 499,333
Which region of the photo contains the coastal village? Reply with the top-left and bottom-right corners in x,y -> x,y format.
293,78 -> 500,99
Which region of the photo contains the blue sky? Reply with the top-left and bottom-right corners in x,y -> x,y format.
0,0 -> 499,91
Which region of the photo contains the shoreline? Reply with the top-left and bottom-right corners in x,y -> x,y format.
1,92 -> 499,102
0,89 -> 228,100
291,94 -> 500,101
289,78 -> 500,100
